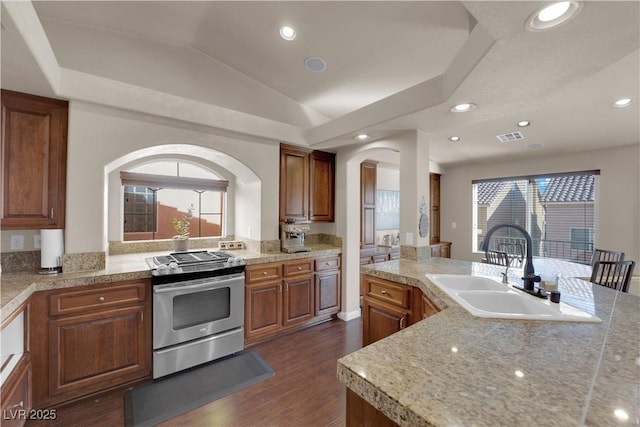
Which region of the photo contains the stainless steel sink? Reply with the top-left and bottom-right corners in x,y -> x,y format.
426,274 -> 601,322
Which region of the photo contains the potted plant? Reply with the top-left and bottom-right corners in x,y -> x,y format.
171,205 -> 194,252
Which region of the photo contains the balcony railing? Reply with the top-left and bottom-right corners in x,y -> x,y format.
482,237 -> 593,265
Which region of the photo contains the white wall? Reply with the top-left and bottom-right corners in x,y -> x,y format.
440,144 -> 640,264
66,102 -> 280,254
377,165 -> 400,191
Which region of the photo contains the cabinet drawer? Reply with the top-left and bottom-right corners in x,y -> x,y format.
283,259 -> 314,277
315,256 -> 340,272
365,277 -> 410,308
246,263 -> 282,283
49,281 -> 147,316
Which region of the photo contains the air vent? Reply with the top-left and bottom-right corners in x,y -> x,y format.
496,131 -> 525,143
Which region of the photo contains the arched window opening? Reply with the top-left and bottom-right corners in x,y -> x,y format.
120,161 -> 227,241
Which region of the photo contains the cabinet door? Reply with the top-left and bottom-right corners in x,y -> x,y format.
422,293 -> 441,319
431,244 -> 442,258
279,145 -> 308,222
48,305 -> 150,398
309,150 -> 335,222
441,243 -> 451,258
360,161 -> 377,248
315,269 -> 341,316
0,355 -> 31,427
430,173 -> 441,243
362,298 -> 409,346
1,90 -> 68,230
245,280 -> 283,342
283,274 -> 314,327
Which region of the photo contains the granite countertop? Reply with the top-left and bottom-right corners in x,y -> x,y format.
0,244 -> 340,323
338,258 -> 640,427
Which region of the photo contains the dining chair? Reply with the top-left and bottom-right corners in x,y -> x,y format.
590,260 -> 635,293
590,249 -> 625,267
484,250 -> 510,266
498,243 -> 525,268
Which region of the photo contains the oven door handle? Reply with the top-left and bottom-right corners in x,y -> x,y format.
153,276 -> 243,294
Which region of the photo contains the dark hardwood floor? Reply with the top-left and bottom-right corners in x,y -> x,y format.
26,317 -> 362,427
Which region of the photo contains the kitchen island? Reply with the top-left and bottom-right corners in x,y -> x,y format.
339,258 -> 639,426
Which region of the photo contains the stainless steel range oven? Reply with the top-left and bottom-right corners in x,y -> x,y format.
146,251 -> 246,379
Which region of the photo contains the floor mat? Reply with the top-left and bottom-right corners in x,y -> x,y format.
124,351 -> 274,426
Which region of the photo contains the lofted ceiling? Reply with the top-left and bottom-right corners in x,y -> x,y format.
2,1 -> 639,167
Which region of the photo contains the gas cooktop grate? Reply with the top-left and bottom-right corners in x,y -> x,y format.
155,251 -> 232,265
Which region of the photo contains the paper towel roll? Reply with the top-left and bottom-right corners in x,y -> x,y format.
41,229 -> 64,269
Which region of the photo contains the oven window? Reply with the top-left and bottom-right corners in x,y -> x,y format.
172,288 -> 231,330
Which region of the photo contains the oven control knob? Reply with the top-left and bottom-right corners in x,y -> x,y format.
169,262 -> 179,270
227,257 -> 243,266
157,264 -> 169,273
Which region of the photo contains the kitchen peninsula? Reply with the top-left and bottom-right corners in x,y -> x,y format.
339,258 -> 639,427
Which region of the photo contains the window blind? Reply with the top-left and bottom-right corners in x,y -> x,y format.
473,170 -> 599,264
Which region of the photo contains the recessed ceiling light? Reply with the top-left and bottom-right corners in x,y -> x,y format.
305,56 -> 327,72
279,26 -> 296,41
354,134 -> 370,141
517,120 -> 531,127
448,136 -> 461,142
527,1 -> 582,31
450,103 -> 475,113
612,98 -> 634,108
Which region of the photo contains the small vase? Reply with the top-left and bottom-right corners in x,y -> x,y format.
173,238 -> 189,252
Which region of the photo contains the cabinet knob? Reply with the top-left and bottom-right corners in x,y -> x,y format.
297,266 -> 302,270
325,262 -> 330,266
380,290 -> 388,295
263,271 -> 268,275
98,296 -> 105,302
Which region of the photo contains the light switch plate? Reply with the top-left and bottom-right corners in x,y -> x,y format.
34,234 -> 41,249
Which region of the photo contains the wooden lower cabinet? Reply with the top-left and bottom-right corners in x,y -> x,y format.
362,274 -> 440,346
283,274 -> 315,327
245,279 -> 284,341
346,389 -> 399,427
30,279 -> 151,408
430,241 -> 451,258
0,354 -> 31,427
362,298 -> 409,345
245,255 -> 341,345
48,305 -> 148,398
315,269 -> 341,316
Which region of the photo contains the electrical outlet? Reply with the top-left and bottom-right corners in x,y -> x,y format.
10,235 -> 24,250
34,234 -> 41,249
451,222 -> 457,229
405,232 -> 413,245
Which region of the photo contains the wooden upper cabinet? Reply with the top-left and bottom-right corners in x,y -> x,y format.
309,150 -> 335,222
279,144 -> 335,223
280,145 -> 308,222
429,173 -> 441,244
1,90 -> 68,230
360,161 -> 377,248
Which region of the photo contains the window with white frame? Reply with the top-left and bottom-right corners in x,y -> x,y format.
121,162 -> 227,241
473,171 -> 599,264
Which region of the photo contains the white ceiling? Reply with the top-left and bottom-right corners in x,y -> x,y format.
2,1 -> 639,167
